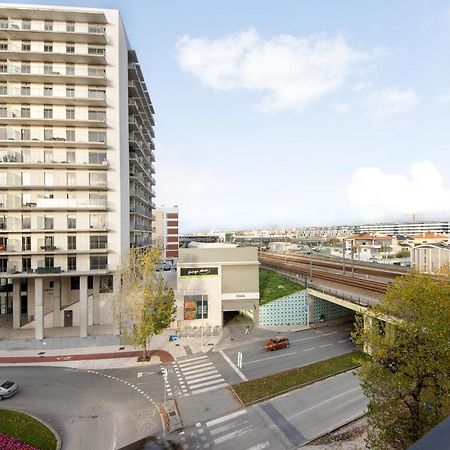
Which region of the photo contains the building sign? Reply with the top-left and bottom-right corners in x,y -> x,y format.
180,267 -> 218,277
184,295 -> 208,320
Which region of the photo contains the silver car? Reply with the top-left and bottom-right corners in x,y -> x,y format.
0,380 -> 19,400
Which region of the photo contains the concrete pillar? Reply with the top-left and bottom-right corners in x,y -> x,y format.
34,277 -> 44,340
92,276 -> 100,325
52,278 -> 61,328
252,301 -> 259,326
113,274 -> 121,335
13,279 -> 21,329
79,275 -> 88,338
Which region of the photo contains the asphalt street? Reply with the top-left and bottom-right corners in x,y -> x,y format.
0,366 -> 163,450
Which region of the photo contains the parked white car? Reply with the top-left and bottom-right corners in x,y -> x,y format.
0,380 -> 19,400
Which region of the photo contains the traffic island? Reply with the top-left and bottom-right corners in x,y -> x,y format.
230,350 -> 369,406
0,409 -> 60,450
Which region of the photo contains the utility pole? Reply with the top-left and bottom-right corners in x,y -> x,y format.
342,238 -> 346,274
351,240 -> 355,277
309,244 -> 313,281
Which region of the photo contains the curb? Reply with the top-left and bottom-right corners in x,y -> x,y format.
2,408 -> 62,450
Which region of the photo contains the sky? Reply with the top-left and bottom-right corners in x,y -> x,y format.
7,0 -> 450,232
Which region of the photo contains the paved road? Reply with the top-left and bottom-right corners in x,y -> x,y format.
0,366 -> 163,449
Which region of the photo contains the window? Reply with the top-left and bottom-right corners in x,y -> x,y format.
21,84 -> 30,96
90,235 -> 107,249
70,276 -> 80,290
66,151 -> 75,163
22,215 -> 31,229
0,83 -> 6,95
43,107 -> 53,119
88,46 -> 105,55
21,171 -> 30,185
44,128 -> 53,140
88,24 -> 104,34
0,107 -> 6,118
90,214 -> 106,229
0,258 -> 7,273
22,19 -> 31,30
44,42 -> 53,53
67,172 -> 76,186
44,20 -> 53,31
21,41 -> 31,51
0,171 -> 6,186
21,193 -> 31,206
66,22 -> 75,32
66,63 -> 75,75
66,43 -> 75,54
88,66 -> 104,77
88,88 -> 105,99
67,214 -> 76,229
88,109 -> 106,121
184,295 -> 208,320
21,106 -> 30,118
0,61 -> 6,73
68,256 -> 76,271
44,62 -> 52,74
66,86 -> 75,97
100,275 -> 113,293
21,62 -> 30,74
90,255 -> 107,270
44,149 -> 53,162
21,128 -> 30,140
87,276 -> 93,289
0,215 -> 6,230
66,108 -> 75,120
88,131 -> 106,143
89,152 -> 107,164
44,172 -> 53,186
21,148 -> 31,163
44,215 -> 54,229
66,128 -> 75,141
44,256 -> 54,268
0,40 -> 7,51
22,236 -> 31,251
67,235 -> 76,250
89,172 -> 107,186
44,85 -> 52,96
22,257 -> 31,272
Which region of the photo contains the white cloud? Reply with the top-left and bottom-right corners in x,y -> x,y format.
365,88 -> 419,119
333,103 -> 350,114
175,29 -> 372,112
347,161 -> 450,222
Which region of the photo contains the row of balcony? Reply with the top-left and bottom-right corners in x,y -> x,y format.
0,243 -> 109,254
0,110 -> 106,127
0,197 -> 108,210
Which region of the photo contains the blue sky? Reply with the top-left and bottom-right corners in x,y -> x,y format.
8,1 -> 450,232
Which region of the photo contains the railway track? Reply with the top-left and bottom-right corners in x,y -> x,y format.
260,256 -> 389,294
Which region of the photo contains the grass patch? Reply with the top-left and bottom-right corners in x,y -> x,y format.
0,409 -> 57,450
259,268 -> 304,305
231,350 -> 368,406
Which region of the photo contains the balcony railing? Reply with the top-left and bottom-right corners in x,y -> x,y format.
0,64 -> 106,79
0,20 -> 105,35
1,43 -> 105,57
0,86 -> 106,101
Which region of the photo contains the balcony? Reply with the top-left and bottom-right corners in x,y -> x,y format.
0,156 -> 110,170
0,21 -> 106,44
0,86 -> 107,106
36,266 -> 62,274
0,197 -> 108,211
0,64 -> 107,85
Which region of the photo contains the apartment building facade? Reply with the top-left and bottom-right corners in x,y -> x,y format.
153,206 -> 178,259
358,221 -> 450,236
0,4 -> 155,342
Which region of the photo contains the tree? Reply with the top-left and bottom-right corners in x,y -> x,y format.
117,247 -> 176,360
352,270 -> 450,449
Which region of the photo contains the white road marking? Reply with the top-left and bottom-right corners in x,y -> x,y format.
213,425 -> 253,444
246,441 -> 270,450
338,339 -> 348,343
321,332 -> 337,336
184,370 -> 218,381
303,347 -> 315,352
186,374 -> 222,384
219,350 -> 248,381
189,378 -> 225,390
178,355 -> 208,365
181,365 -> 215,376
190,383 -> 228,395
206,409 -> 247,427
181,362 -> 213,373
246,351 -> 296,365
319,343 -> 333,348
289,387 -> 361,419
290,335 -> 322,343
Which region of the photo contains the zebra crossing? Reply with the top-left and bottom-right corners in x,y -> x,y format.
174,354 -> 228,396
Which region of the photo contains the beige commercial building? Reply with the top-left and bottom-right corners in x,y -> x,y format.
176,246 -> 259,330
0,4 -> 155,343
411,243 -> 450,274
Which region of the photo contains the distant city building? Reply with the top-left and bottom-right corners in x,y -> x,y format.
346,233 -> 402,262
179,234 -> 219,247
153,206 -> 179,259
296,225 -> 356,240
357,221 -> 450,236
411,232 -> 448,245
411,243 -> 450,274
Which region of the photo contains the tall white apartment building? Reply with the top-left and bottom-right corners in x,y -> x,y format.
0,4 -> 155,343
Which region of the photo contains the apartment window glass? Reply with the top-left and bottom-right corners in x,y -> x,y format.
0,258 -> 7,273
67,235 -> 76,250
21,193 -> 31,206
22,214 -> 31,229
44,215 -> 54,229
90,214 -> 106,229
66,63 -> 75,75
21,40 -> 31,51
88,88 -> 105,99
0,83 -> 6,95
67,214 -> 76,229
0,40 -> 7,51
21,236 -> 31,251
44,128 -> 53,140
21,128 -> 30,140
100,275 -> 113,293
22,257 -> 31,272
66,86 -> 75,97
88,24 -> 104,34
44,256 -> 54,268
67,172 -> 76,186
21,148 -> 31,163
21,171 -> 30,185
44,42 -> 53,53
44,85 -> 52,96
44,20 -> 53,31
66,21 -> 75,32
90,255 -> 107,270
66,108 -> 75,120
43,107 -> 53,119
21,106 -> 30,118
89,152 -> 107,164
21,62 -> 30,73
70,276 -> 80,290
0,107 -> 6,118
88,46 -> 105,55
21,83 -> 30,96
88,109 -> 106,121
68,256 -> 76,271
66,151 -> 75,163
22,19 -> 31,30
89,172 -> 106,186
44,62 -> 52,74
90,235 -> 107,249
44,172 -> 53,186
0,171 -> 7,186
66,43 -> 75,54
88,131 -> 106,143
44,149 -> 53,162
66,128 -> 75,141
0,215 -> 6,230
0,61 -> 6,73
